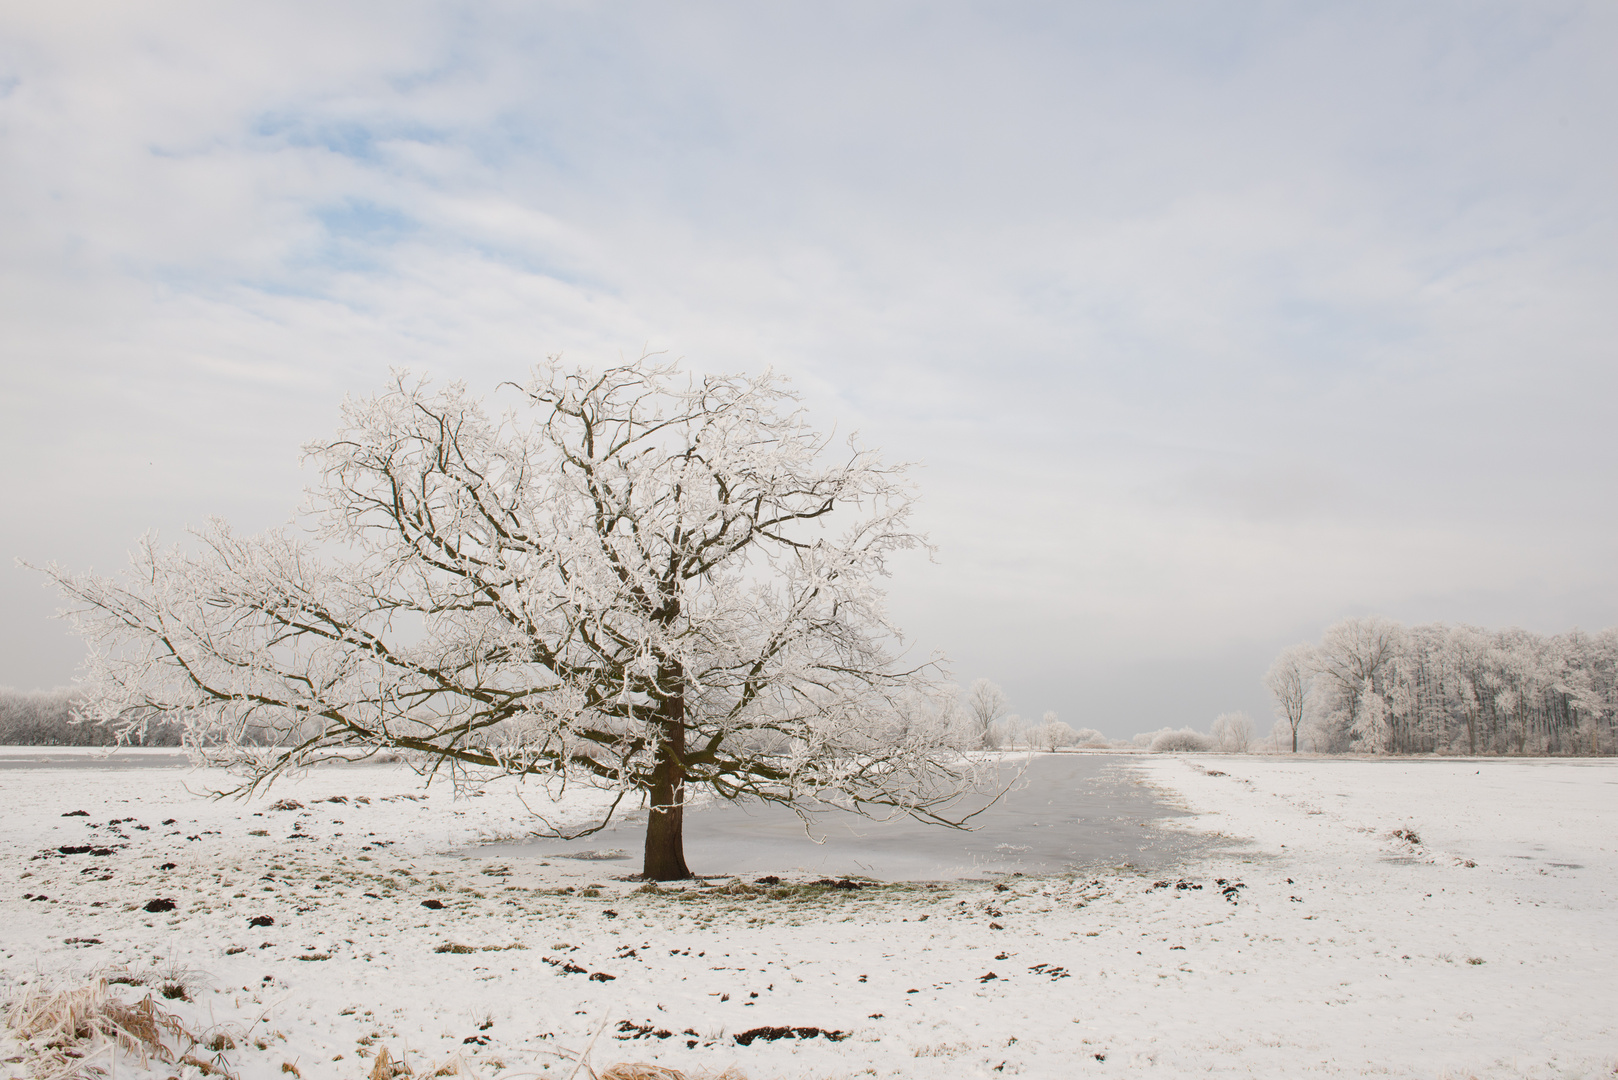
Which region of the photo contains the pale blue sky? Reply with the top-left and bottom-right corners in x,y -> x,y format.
4,2 -> 1616,736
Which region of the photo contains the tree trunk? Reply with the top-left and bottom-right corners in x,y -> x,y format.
642,666 -> 692,881
643,759 -> 690,880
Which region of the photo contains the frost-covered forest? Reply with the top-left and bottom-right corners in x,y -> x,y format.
1268,618 -> 1618,756
0,687 -> 182,746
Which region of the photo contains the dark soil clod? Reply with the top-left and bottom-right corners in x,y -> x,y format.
143,898 -> 177,913
733,1025 -> 848,1047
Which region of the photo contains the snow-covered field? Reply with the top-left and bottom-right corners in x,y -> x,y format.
3,750 -> 1614,1079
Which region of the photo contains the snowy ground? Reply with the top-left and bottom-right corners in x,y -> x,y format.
2,750 -> 1615,1079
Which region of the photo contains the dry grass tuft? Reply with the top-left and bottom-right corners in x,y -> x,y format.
600,1065 -> 689,1080
369,1045 -> 412,1080
1,977 -> 227,1080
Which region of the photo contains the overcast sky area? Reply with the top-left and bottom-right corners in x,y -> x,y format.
3,3 -> 1616,738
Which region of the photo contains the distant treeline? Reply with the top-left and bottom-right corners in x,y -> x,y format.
0,687 -> 184,746
1266,619 -> 1618,756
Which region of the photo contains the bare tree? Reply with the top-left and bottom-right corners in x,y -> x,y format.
1263,644 -> 1314,753
36,361 -> 976,880
1210,711 -> 1253,753
966,678 -> 1009,750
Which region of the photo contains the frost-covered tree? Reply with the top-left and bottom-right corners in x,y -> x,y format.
1210,711 -> 1253,753
1069,726 -> 1108,747
0,686 -> 186,746
1034,710 -> 1078,751
36,361 -> 976,880
988,713 -> 1024,749
1312,617 -> 1404,752
1263,644 -> 1314,753
966,678 -> 1009,750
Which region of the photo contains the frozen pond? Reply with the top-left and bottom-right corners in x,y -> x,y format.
479,752 -> 1220,880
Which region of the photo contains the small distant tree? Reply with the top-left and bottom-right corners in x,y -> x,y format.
1035,710 -> 1079,751
1263,644 -> 1314,753
1210,711 -> 1253,753
37,361 -> 977,880
989,713 -> 1024,749
966,678 -> 1009,750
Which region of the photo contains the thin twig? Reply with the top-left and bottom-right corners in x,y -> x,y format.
563,1013 -> 614,1080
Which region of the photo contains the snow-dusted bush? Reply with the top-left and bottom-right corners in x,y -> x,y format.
1148,728 -> 1214,753
985,712 -> 1101,751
